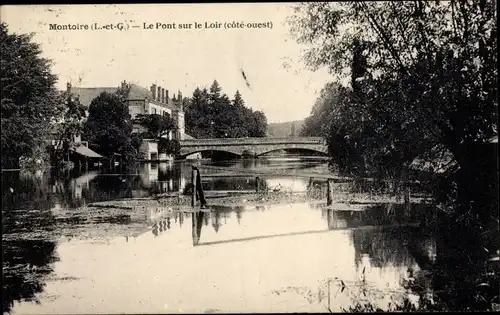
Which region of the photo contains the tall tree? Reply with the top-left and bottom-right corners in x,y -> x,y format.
289,1 -> 497,183
134,113 -> 179,155
209,80 -> 222,100
184,82 -> 268,139
233,90 -> 244,107
83,92 -> 135,161
300,82 -> 350,137
289,3 -> 498,311
51,89 -> 87,165
134,113 -> 176,139
0,23 -> 63,169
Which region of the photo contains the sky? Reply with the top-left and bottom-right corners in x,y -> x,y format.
2,3 -> 333,123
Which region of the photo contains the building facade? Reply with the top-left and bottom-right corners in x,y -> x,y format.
67,80 -> 188,160
68,80 -> 186,141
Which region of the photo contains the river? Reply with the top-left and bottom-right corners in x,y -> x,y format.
2,157 -> 444,313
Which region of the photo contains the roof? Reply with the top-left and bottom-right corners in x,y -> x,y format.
127,83 -> 179,111
71,144 -> 104,158
71,87 -> 119,107
127,83 -> 151,100
70,83 -> 180,111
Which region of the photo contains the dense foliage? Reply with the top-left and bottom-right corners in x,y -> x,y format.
133,113 -> 180,156
1,23 -> 63,169
82,90 -> 137,162
184,80 -> 267,138
292,1 -> 497,178
134,113 -> 176,139
290,1 -> 498,311
50,89 -> 87,166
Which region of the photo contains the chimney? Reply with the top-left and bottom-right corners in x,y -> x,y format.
165,89 -> 169,102
66,82 -> 72,93
178,90 -> 183,103
121,80 -> 127,90
151,84 -> 157,100
161,88 -> 165,103
157,86 -> 161,102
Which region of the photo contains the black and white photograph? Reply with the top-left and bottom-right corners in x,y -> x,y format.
1,2 -> 498,313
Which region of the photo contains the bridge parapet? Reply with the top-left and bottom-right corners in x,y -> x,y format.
179,137 -> 325,146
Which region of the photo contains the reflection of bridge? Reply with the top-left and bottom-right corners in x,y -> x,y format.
178,137 -> 328,158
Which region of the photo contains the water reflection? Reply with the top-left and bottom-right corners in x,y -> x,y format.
2,173 -> 60,313
8,158 -> 483,313
2,239 -> 59,314
192,211 -> 205,246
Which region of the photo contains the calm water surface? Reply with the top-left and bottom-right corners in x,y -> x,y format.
2,158 -> 436,313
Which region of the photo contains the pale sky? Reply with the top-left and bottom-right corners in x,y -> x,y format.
2,3 -> 332,123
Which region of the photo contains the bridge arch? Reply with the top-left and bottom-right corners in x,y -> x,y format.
257,147 -> 329,157
178,137 -> 328,160
178,148 -> 242,160
254,143 -> 328,156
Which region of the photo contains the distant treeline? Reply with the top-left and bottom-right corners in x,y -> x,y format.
183,80 -> 267,139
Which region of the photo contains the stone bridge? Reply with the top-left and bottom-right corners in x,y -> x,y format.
178,137 -> 328,159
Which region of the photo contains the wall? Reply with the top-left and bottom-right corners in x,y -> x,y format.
148,101 -> 172,116
128,100 -> 146,118
172,110 -> 185,141
139,140 -> 158,160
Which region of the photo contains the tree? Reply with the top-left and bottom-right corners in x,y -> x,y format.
184,87 -> 212,138
289,2 -> 497,170
249,111 -> 268,137
51,89 -> 87,165
233,90 -> 244,108
289,1 -> 497,186
134,113 -> 176,139
134,113 -> 179,155
209,80 -> 222,100
83,91 -> 135,161
0,23 -> 63,169
289,3 -> 498,311
300,82 -> 350,137
158,137 -> 180,156
184,81 -> 269,139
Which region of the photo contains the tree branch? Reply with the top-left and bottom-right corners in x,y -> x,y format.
358,2 -> 410,76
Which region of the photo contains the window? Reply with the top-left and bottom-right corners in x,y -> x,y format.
153,108 -> 157,114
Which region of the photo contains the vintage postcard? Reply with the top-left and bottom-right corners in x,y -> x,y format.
1,2 -> 498,314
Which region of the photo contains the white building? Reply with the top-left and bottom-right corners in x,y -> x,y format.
67,80 -> 188,160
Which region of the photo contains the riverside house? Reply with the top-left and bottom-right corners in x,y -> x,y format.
66,80 -> 188,161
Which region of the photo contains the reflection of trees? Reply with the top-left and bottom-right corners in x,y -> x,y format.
202,177 -> 264,191
212,211 -> 221,233
347,214 -> 499,312
241,158 -> 257,169
324,209 -> 348,229
2,173 -> 60,313
204,212 -> 210,226
2,173 -> 58,235
421,217 -> 500,311
178,211 -> 184,227
2,239 -> 59,313
235,207 -> 243,224
2,172 -> 56,212
157,163 -> 174,181
351,228 -> 418,269
152,217 -> 172,237
49,171 -> 146,207
191,211 -> 205,246
321,204 -> 434,231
